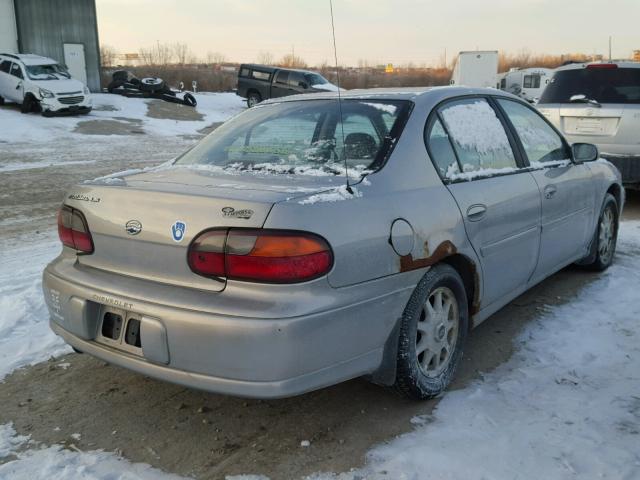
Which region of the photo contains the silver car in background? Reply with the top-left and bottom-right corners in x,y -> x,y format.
43,87 -> 622,400
537,62 -> 640,187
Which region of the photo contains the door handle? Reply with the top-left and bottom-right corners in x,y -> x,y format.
466,204 -> 487,221
544,185 -> 557,199
16,82 -> 22,90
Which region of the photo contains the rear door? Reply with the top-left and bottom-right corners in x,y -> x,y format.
496,98 -> 595,281
427,97 -> 542,308
5,61 -> 24,102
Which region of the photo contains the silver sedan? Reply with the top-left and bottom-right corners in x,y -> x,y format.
43,87 -> 623,400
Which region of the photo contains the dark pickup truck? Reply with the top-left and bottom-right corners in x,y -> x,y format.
236,64 -> 338,107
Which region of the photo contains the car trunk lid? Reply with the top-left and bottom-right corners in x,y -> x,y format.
65,168 -> 341,292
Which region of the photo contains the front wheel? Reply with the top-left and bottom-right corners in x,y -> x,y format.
394,264 -> 468,400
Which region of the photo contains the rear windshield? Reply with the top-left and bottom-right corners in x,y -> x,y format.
539,67 -> 640,104
176,99 -> 411,175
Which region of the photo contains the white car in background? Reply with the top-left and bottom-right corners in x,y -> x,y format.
0,53 -> 92,116
537,62 -> 640,187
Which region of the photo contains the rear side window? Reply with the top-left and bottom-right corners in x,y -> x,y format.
497,99 -> 569,165
275,70 -> 289,85
426,119 -> 460,177
0,60 -> 10,73
438,98 -> 517,176
251,70 -> 271,81
539,67 -> 640,104
523,74 -> 540,89
239,67 -> 250,77
10,62 -> 23,79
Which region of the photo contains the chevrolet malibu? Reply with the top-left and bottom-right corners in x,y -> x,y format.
43,87 -> 623,400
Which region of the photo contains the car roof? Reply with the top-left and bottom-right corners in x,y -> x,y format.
261,86 -> 521,106
240,63 -> 320,75
555,61 -> 640,71
0,53 -> 58,66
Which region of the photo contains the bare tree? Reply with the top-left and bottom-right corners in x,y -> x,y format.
279,53 -> 307,68
172,43 -> 191,65
256,51 -> 275,65
206,51 -> 227,65
100,45 -> 117,67
138,43 -> 174,66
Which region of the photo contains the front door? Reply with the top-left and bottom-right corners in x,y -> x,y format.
495,98 -> 596,281
271,70 -> 291,98
63,43 -> 87,85
429,97 -> 542,308
5,61 -> 24,102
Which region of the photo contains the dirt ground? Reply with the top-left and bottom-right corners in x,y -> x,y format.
1,122 -> 639,479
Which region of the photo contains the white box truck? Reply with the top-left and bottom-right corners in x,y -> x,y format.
450,51 -> 499,88
498,67 -> 554,103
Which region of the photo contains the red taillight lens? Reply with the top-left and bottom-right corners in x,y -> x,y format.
57,205 -> 94,254
586,63 -> 618,69
188,229 -> 333,283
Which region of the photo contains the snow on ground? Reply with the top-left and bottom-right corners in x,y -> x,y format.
0,233 -> 70,381
308,222 -> 640,480
0,92 -> 245,143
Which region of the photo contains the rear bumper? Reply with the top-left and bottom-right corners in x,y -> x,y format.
601,154 -> 640,185
42,257 -> 416,398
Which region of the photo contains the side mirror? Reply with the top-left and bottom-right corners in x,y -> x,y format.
572,143 -> 598,163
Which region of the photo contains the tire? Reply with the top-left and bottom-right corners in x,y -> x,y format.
20,94 -> 38,114
112,70 -> 129,82
394,264 -> 469,400
247,91 -> 261,108
582,193 -> 619,271
107,79 -> 125,93
139,77 -> 166,93
183,92 -> 197,107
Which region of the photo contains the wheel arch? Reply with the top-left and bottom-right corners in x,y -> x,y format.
441,253 -> 480,320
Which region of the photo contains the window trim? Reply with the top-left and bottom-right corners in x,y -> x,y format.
424,94 -> 529,184
492,97 -> 573,169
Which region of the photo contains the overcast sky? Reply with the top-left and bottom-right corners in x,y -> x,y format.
96,0 -> 639,66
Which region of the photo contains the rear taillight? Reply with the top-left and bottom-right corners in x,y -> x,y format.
188,229 -> 333,283
57,205 -> 94,254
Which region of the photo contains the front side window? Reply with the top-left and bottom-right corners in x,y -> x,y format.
497,99 -> 569,165
176,99 -> 410,175
438,98 -> 518,176
9,63 -> 23,79
288,72 -> 305,88
239,67 -> 250,77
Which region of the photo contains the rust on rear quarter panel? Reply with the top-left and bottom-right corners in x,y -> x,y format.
399,240 -> 457,272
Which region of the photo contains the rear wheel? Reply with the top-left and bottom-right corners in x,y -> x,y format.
583,193 -> 618,271
394,264 -> 468,400
247,91 -> 261,108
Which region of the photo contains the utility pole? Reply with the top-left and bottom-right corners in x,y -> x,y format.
609,36 -> 612,62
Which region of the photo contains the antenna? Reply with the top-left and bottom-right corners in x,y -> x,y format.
329,0 -> 352,194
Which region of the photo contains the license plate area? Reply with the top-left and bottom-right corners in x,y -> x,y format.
96,306 -> 144,356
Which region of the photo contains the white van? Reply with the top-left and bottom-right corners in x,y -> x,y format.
498,67 -> 554,103
0,53 -> 92,116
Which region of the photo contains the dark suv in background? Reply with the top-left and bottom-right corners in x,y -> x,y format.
236,64 -> 339,107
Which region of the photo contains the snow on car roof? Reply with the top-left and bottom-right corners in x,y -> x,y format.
1,53 -> 58,66
261,86 -> 519,105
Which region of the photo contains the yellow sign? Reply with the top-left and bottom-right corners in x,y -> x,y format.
385,63 -> 394,73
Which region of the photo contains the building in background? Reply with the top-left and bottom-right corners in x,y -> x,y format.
634,50 -> 640,62
0,0 -> 101,91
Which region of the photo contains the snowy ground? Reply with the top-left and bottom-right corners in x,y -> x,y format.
1,93 -> 640,478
